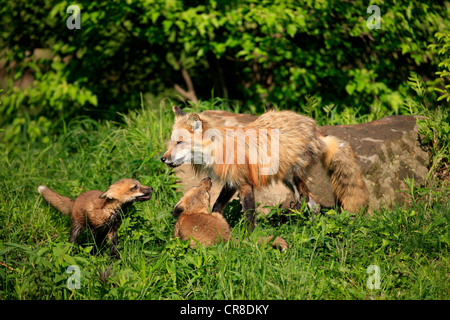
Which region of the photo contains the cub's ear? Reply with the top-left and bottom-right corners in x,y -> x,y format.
172,203 -> 184,217
187,113 -> 202,131
99,189 -> 115,200
199,177 -> 212,190
173,105 -> 186,118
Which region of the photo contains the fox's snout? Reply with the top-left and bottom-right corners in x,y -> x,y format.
140,186 -> 153,195
161,156 -> 178,168
160,156 -> 172,166
134,185 -> 153,201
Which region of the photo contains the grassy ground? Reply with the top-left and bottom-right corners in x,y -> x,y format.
0,102 -> 449,300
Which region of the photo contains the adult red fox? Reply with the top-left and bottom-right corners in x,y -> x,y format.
162,106 -> 369,231
173,177 -> 288,250
38,179 -> 152,258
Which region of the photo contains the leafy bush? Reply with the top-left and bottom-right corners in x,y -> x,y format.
428,31 -> 450,103
404,71 -> 449,184
1,0 -> 448,146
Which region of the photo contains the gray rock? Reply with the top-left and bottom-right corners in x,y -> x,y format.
172,112 -> 429,214
316,115 -> 429,211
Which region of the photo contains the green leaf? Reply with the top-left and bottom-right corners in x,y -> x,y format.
286,24 -> 297,38
62,254 -> 77,266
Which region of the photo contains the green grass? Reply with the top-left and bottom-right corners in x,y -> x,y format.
0,102 -> 449,300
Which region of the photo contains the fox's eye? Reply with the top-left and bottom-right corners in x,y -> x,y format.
177,141 -> 183,145
131,185 -> 138,191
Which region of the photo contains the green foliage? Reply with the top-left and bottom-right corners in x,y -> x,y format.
1,0 -> 449,146
428,32 -> 450,102
402,70 -> 449,184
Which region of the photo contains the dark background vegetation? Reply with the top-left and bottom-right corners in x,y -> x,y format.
1,0 -> 449,149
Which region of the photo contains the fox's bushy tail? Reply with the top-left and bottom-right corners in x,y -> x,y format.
38,186 -> 74,216
320,135 -> 369,212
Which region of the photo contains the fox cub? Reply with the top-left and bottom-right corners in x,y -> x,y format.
38,179 -> 152,259
173,177 -> 288,251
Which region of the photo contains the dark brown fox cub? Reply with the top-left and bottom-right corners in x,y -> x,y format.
173,177 -> 288,251
38,179 -> 152,259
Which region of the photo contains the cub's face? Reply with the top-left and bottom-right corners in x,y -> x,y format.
172,177 -> 212,217
99,179 -> 153,203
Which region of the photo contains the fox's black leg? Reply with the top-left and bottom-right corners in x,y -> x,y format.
237,183 -> 256,232
93,229 -> 107,255
212,183 -> 237,213
68,222 -> 85,254
68,223 -> 84,244
108,230 -> 120,260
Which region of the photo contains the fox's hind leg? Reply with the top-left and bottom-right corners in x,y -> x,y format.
69,222 -> 84,244
108,230 -> 120,260
291,171 -> 320,214
68,221 -> 85,254
237,183 -> 256,232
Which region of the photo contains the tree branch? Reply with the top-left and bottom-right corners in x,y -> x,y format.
174,66 -> 198,104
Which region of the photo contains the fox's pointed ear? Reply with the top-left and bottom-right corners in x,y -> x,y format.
187,113 -> 202,131
172,203 -> 184,217
99,192 -> 108,199
99,190 -> 115,200
173,105 -> 186,118
199,177 -> 212,190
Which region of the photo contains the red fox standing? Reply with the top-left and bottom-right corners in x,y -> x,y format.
38,179 -> 153,258
162,106 -> 369,231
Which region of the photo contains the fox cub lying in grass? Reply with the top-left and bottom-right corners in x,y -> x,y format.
173,177 -> 288,251
38,179 -> 152,259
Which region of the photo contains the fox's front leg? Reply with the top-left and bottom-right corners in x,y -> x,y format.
212,183 -> 237,213
237,183 -> 256,232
